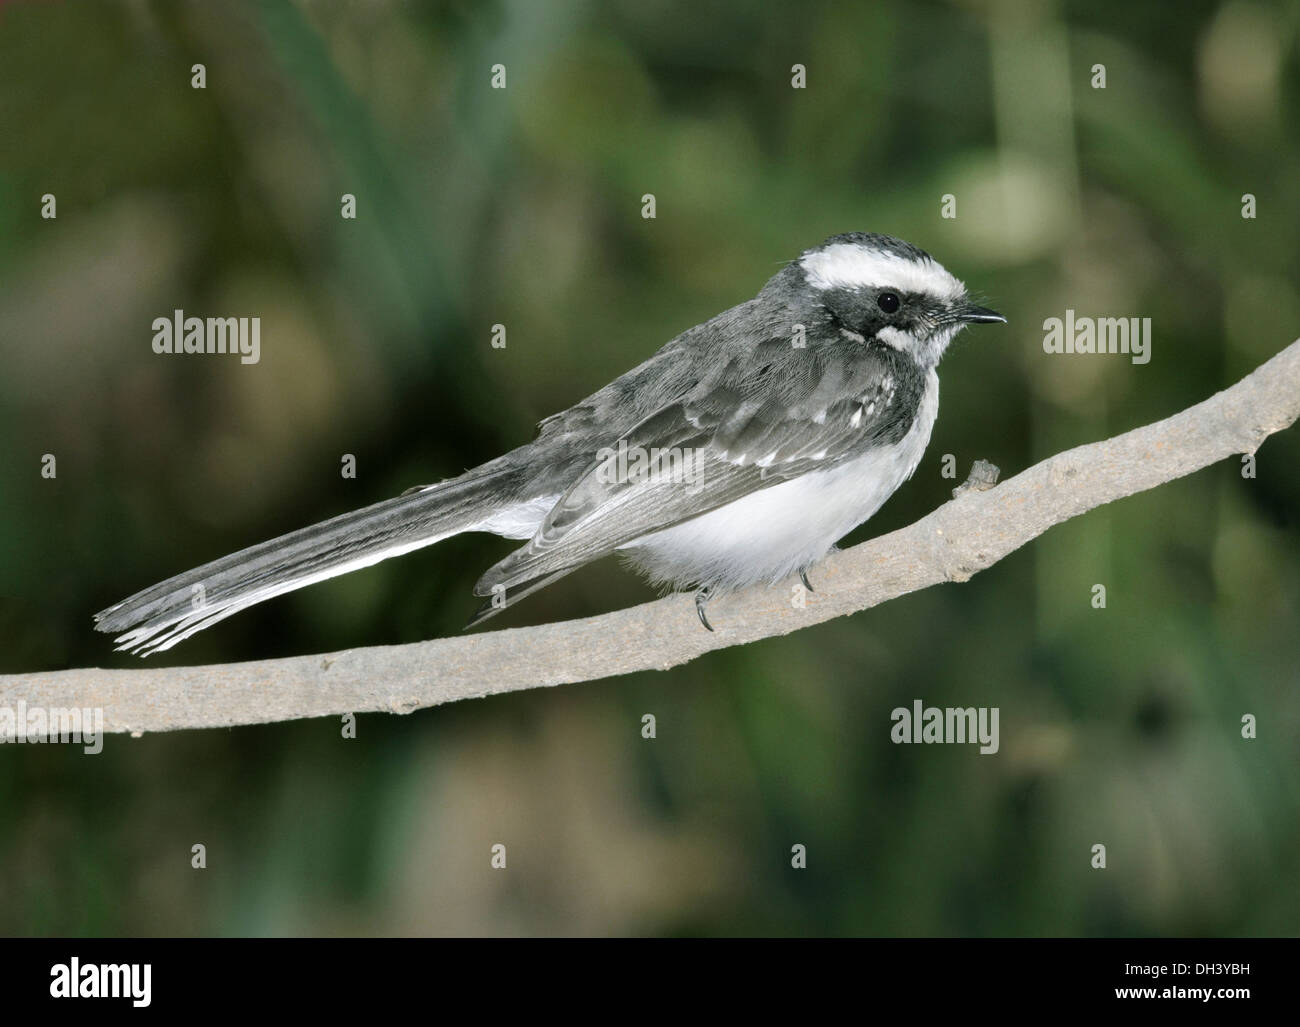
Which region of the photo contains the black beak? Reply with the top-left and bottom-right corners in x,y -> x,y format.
955,302 -> 1006,324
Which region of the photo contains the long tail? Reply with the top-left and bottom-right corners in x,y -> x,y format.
94,463 -> 523,656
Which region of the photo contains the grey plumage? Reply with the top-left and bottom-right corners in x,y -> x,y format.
469,337 -> 923,607
95,232 -> 1004,654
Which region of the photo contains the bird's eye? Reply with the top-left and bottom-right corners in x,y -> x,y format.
877,291 -> 900,314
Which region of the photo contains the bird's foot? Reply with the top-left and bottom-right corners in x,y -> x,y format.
694,587 -> 715,632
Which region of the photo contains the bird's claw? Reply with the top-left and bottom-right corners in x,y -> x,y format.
695,588 -> 715,631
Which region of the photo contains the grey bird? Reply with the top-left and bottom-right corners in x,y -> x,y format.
95,232 -> 1005,655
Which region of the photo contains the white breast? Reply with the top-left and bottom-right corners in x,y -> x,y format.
621,368 -> 940,590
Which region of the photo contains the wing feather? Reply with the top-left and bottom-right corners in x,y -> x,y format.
474,340 -> 922,597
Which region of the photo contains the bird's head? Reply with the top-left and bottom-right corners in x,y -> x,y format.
783,232 -> 1005,368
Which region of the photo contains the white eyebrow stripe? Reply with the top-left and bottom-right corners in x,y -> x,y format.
800,243 -> 965,302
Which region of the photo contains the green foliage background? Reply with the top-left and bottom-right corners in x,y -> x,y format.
0,0 -> 1297,935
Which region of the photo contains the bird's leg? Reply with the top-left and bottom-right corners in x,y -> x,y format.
799,569 -> 815,593
694,586 -> 715,632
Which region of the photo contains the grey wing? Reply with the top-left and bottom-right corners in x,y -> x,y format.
469,340 -> 922,618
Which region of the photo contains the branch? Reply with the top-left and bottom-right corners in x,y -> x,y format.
5,339 -> 1299,736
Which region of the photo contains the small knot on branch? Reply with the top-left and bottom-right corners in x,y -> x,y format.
952,459 -> 1001,498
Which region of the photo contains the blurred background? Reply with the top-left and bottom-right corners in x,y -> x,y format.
1,0 -> 1298,936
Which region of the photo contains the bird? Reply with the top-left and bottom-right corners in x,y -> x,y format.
95,232 -> 1005,655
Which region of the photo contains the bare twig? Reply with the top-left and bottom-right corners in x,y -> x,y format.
3,338 -> 1298,736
